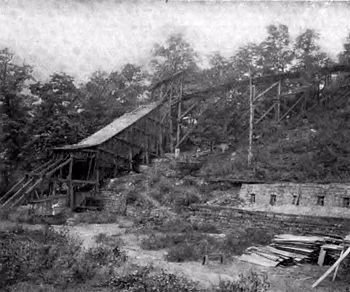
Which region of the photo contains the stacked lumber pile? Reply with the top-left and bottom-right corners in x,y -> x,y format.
239,233 -> 344,267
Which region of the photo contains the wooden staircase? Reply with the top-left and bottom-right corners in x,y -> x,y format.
0,156 -> 70,209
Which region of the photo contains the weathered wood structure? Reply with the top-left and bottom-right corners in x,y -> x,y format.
1,64 -> 350,210
1,71 -> 189,209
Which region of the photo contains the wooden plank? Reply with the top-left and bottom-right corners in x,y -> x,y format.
95,150 -> 100,195
176,82 -> 182,147
278,95 -> 304,122
68,155 -> 74,210
45,158 -> 72,177
276,80 -> 281,121
38,158 -> 65,176
312,247 -> 350,288
3,177 -> 34,207
248,77 -> 254,166
254,103 -> 275,125
0,176 -> 26,204
253,81 -> 279,103
86,154 -> 95,180
10,178 -> 43,208
179,102 -> 197,120
239,253 -> 279,267
332,249 -> 344,281
28,194 -> 66,204
30,159 -> 55,174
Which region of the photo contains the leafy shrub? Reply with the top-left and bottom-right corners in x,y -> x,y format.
101,265 -> 200,291
192,222 -> 220,234
0,206 -> 14,220
155,218 -> 193,233
84,244 -> 127,266
126,190 -> 139,204
166,242 -> 201,262
223,228 -> 274,255
214,270 -> 270,292
141,233 -> 186,250
0,226 -> 125,289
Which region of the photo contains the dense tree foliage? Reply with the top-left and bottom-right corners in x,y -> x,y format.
0,49 -> 33,190
1,25 -> 350,191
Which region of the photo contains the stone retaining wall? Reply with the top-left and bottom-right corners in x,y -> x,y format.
239,183 -> 350,209
190,204 -> 350,235
101,190 -> 127,215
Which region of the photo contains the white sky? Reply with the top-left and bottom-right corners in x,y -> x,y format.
1,0 -> 350,82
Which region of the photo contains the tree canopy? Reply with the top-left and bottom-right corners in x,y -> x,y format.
1,24 -> 350,191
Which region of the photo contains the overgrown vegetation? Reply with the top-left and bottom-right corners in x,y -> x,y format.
214,270 -> 270,292
2,23 -> 350,193
0,225 -> 126,290
73,210 -> 118,224
100,265 -> 201,291
140,218 -> 274,263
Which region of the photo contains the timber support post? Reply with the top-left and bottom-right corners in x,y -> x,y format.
176,74 -> 183,148
95,150 -> 100,195
68,154 -> 74,210
248,73 -> 254,167
276,80 -> 281,121
169,86 -> 174,153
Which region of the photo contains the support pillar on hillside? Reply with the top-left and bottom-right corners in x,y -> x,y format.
68,154 -> 74,210
276,80 -> 281,121
248,74 -> 254,167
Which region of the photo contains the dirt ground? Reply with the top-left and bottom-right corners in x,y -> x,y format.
1,219 -> 349,292
54,219 -> 350,292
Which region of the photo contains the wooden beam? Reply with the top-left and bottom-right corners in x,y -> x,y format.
38,158 -> 65,176
86,154 -> 95,180
175,124 -> 196,148
176,77 -> 183,147
312,247 -> 350,288
169,85 -> 174,153
68,154 -> 74,210
11,178 -> 43,208
278,95 -> 304,122
253,81 -> 279,103
28,194 -> 66,204
248,76 -> 254,167
30,159 -> 55,174
3,177 -> 34,207
178,102 -> 197,120
276,80 -> 281,121
255,103 -> 275,125
45,158 -> 72,178
0,176 -> 26,204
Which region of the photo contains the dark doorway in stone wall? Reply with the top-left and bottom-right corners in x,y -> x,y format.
270,194 -> 276,205
250,193 -> 256,204
343,197 -> 350,208
317,196 -> 325,206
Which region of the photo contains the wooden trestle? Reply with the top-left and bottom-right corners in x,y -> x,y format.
2,64 -> 350,210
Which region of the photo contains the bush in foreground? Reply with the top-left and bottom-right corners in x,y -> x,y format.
214,270 -> 270,292
100,265 -> 200,292
0,226 -> 125,290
